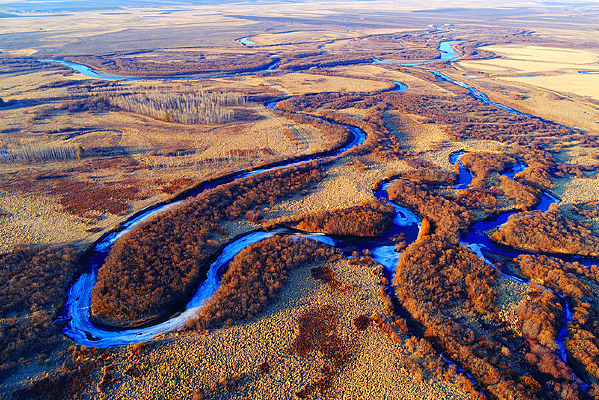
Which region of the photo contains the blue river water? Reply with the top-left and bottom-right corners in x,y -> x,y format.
439,40 -> 458,61
49,42 -> 596,392
373,40 -> 460,66
239,37 -> 256,45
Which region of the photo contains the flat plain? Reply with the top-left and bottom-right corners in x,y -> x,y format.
0,1 -> 598,399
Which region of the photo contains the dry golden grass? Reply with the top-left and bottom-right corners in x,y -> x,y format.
241,72 -> 391,96
77,257 -> 471,400
459,45 -> 599,73
552,177 -> 599,204
458,44 -> 599,101
384,110 -> 448,153
0,67 -> 332,250
246,31 -> 354,47
498,73 -> 599,101
265,156 -> 408,221
445,70 -> 599,134
482,45 -> 599,65
3,4 -> 599,399
335,64 -> 455,96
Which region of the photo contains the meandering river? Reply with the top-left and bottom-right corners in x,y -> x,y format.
39,58 -> 280,81
51,41 -> 595,385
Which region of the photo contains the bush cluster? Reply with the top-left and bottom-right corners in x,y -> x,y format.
293,199 -> 395,237
191,236 -> 339,330
490,207 -> 599,257
0,246 -> 79,378
91,162 -> 327,326
387,171 -> 587,399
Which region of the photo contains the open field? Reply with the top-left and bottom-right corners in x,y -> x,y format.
460,45 -> 599,73
458,44 -> 599,102
1,64 -> 394,252
498,73 -> 599,102
1,1 -> 599,399
78,258 -> 472,400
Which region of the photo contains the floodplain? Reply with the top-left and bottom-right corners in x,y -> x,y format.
0,1 -> 598,399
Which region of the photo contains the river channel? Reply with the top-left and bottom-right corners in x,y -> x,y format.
49,40 -> 596,381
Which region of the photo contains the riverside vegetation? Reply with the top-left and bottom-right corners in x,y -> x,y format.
2,7 -> 599,399
388,171 -> 591,399
91,162 -> 327,327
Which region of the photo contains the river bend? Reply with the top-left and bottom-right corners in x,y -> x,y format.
52,44 -> 596,373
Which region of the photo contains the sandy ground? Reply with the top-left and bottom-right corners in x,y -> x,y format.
80,257 -> 470,400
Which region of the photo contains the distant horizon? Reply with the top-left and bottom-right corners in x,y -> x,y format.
2,0 -> 598,14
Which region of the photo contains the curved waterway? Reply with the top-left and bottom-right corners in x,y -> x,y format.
59,85 -> 395,346
450,150 -> 598,380
373,40 -> 460,66
60,79 -> 415,346
54,49 -> 596,388
39,58 -> 280,81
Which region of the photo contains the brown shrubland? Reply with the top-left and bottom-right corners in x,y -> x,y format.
291,305 -> 351,398
64,51 -> 274,77
0,246 -> 79,379
292,199 -> 395,237
490,206 -> 599,256
386,170 -> 588,400
191,236 -> 339,330
460,152 -> 515,181
516,254 -> 599,386
91,162 -> 327,327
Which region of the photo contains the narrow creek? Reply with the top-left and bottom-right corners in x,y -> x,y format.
451,151 -> 595,394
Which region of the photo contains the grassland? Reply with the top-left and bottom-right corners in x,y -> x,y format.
1,1 -> 599,399
0,65 -> 390,252
458,44 -> 599,101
